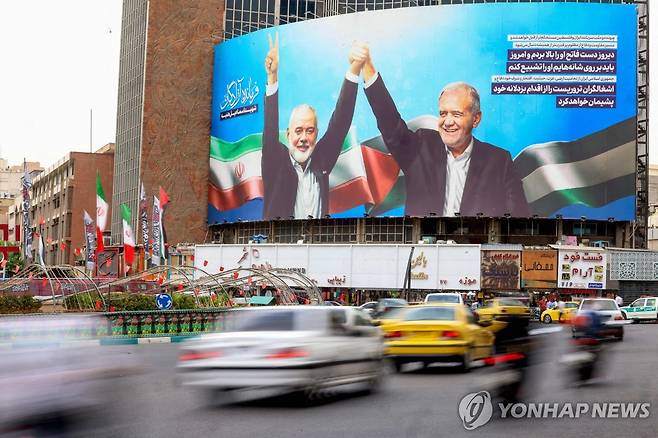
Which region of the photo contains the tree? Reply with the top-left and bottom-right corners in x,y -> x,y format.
6,252 -> 24,277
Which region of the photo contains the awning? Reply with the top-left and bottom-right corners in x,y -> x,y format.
249,296 -> 275,305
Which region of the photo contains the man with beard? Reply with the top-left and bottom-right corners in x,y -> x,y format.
357,43 -> 529,218
262,34 -> 365,219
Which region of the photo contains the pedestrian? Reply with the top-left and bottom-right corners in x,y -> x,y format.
615,294 -> 623,307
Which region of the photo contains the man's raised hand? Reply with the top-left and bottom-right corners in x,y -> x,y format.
265,32 -> 279,84
348,41 -> 369,76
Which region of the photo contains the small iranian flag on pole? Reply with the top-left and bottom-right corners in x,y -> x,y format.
121,204 -> 135,271
96,173 -> 109,253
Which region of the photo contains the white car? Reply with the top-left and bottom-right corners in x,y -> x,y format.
620,297 -> 658,321
177,306 -> 385,403
358,301 -> 378,315
573,298 -> 625,340
424,293 -> 464,305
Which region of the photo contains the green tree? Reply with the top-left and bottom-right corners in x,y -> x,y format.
6,252 -> 24,277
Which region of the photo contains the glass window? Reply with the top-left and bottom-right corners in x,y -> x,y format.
631,299 -> 645,308
498,298 -> 526,307
403,307 -> 455,322
426,294 -> 460,304
646,299 -> 656,307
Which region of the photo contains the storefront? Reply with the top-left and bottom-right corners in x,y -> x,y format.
553,245 -> 608,299
480,244 -> 522,303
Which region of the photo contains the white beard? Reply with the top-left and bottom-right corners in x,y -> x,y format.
290,145 -> 315,164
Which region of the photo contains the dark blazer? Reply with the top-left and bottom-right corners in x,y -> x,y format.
262,79 -> 357,220
364,75 -> 530,218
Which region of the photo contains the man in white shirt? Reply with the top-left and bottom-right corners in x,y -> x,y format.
357,42 -> 530,217
615,295 -> 623,307
261,34 -> 363,220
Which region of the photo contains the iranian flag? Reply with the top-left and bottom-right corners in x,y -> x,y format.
121,204 -> 135,270
96,173 -> 109,252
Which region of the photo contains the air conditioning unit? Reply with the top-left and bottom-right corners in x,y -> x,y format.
592,240 -> 610,248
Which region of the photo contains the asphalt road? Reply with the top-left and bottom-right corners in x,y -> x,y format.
85,323 -> 658,438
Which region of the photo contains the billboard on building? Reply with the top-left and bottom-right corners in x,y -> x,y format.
209,3 -> 637,224
481,250 -> 521,290
521,249 -> 558,289
195,244 -> 481,290
558,248 -> 607,289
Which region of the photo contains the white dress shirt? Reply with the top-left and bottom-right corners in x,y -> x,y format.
291,156 -> 321,219
443,139 -> 474,217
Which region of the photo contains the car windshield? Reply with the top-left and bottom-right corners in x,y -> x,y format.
379,307 -> 407,320
225,310 -> 328,332
581,300 -> 618,311
381,299 -> 407,306
498,298 -> 526,307
426,295 -> 460,303
403,307 -> 456,322
566,303 -> 578,309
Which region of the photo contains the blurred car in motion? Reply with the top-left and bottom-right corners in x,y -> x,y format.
475,298 -> 531,332
177,307 -> 385,403
0,315 -> 127,436
324,301 -> 343,306
381,304 -> 494,372
374,298 -> 408,317
424,292 -> 464,305
620,297 -> 658,322
540,301 -> 579,324
371,306 -> 408,328
358,301 -> 378,315
572,298 -> 625,341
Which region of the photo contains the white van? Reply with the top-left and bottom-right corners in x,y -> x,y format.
424,292 -> 464,305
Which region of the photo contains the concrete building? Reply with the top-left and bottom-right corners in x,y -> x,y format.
12,145 -> 114,265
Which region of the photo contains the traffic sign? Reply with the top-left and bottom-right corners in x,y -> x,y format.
156,293 -> 173,310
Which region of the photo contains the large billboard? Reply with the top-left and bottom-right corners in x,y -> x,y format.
558,248 -> 607,290
195,244 -> 481,290
521,249 -> 558,289
209,3 -> 637,224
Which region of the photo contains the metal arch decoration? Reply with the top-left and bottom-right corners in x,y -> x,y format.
0,264 -> 105,312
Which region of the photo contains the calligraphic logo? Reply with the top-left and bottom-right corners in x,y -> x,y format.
220,77 -> 260,111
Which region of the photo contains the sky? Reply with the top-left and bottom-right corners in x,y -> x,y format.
0,1 -> 656,169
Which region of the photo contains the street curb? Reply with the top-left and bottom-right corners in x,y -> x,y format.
0,334 -> 200,349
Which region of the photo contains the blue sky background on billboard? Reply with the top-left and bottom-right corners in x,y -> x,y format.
0,3 -> 655,188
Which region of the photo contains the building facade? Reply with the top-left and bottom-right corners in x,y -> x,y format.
113,0 -> 648,250
13,146 -> 114,265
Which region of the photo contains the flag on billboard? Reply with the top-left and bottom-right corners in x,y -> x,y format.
21,161 -> 33,260
159,187 -> 169,260
208,128 -> 382,214
96,173 -> 108,253
140,182 -> 149,264
151,196 -> 161,266
83,210 -> 96,271
514,118 -> 636,217
121,204 -> 135,269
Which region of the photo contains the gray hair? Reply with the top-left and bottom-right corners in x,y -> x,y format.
439,82 -> 481,114
288,104 -> 318,129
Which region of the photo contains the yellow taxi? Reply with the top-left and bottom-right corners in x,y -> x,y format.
381,304 -> 494,373
474,298 -> 532,332
372,306 -> 408,328
540,301 -> 579,324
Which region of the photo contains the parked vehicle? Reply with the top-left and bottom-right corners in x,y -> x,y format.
424,292 -> 464,305
620,297 -> 658,321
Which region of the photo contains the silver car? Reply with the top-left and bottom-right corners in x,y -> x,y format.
177,306 -> 385,403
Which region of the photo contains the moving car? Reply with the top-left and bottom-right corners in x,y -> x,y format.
620,297 -> 658,321
572,298 -> 625,341
381,304 -> 494,372
540,301 -> 579,324
358,301 -> 378,315
375,298 -> 408,317
177,307 -> 385,403
475,298 -> 531,332
424,292 -> 464,305
372,306 -> 408,328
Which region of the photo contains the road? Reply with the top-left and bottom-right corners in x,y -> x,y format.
86,324 -> 658,437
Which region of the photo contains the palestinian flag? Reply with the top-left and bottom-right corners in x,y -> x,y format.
121,204 -> 135,270
514,117 -> 636,217
96,173 -> 108,252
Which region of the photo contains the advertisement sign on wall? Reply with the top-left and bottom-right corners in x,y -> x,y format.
481,251 -> 521,290
209,3 -> 637,224
521,249 -> 558,289
558,248 -> 607,289
195,244 -> 481,290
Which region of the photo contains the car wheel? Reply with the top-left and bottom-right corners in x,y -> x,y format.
543,314 -> 552,324
621,312 -> 627,320
392,358 -> 404,373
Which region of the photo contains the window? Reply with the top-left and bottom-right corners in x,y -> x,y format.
403,307 -> 456,322
646,299 -> 656,307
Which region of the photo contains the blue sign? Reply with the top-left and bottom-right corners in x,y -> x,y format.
156,293 -> 173,310
209,3 -> 637,223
